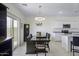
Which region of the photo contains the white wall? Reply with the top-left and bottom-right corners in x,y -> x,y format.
24,16 -> 79,38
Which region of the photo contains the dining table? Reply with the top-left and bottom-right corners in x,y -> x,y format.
26,36 -> 50,54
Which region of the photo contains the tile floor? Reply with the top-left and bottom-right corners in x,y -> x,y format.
13,40 -> 79,56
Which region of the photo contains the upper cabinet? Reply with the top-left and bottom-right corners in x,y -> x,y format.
0,4 -> 7,38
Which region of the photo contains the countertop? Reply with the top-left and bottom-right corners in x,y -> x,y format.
0,37 -> 13,43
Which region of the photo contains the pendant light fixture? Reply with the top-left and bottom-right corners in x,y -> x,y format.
35,5 -> 45,22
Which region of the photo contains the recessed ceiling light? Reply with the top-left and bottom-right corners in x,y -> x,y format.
58,11 -> 63,14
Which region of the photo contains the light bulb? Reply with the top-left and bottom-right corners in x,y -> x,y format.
35,17 -> 45,21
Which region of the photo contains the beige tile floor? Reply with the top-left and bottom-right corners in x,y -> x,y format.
13,40 -> 79,56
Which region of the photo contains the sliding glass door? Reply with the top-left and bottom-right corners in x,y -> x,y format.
7,16 -> 19,50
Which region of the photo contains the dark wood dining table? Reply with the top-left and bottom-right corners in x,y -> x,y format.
26,36 -> 50,54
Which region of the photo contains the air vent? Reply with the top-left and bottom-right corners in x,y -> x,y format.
22,4 -> 27,6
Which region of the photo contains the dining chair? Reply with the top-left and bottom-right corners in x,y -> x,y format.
46,33 -> 50,51
35,41 -> 47,56
71,36 -> 79,56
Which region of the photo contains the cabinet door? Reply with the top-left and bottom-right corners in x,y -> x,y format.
0,4 -> 7,38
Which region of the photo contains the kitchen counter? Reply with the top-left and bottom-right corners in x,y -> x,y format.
0,37 -> 13,56
53,31 -> 79,51
0,37 -> 13,43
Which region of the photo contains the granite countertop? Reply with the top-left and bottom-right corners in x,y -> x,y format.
61,33 -> 79,37
0,37 -> 13,43
4,37 -> 13,41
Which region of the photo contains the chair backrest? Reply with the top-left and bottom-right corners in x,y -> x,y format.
46,33 -> 50,39
46,33 -> 48,37
48,33 -> 50,39
73,36 -> 79,46
36,32 -> 41,37
27,34 -> 32,40
30,34 -> 32,38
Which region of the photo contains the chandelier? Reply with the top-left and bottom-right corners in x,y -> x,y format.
35,17 -> 45,21
35,5 -> 45,22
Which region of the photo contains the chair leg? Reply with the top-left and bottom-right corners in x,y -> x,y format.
36,53 -> 38,56
72,45 -> 75,56
73,50 -> 74,56
45,53 -> 46,56
45,46 -> 46,56
48,46 -> 50,52
36,51 -> 38,56
73,52 -> 74,56
35,50 -> 38,56
70,42 -> 72,52
47,44 -> 50,51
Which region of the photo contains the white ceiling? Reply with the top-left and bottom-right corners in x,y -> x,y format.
14,3 -> 79,17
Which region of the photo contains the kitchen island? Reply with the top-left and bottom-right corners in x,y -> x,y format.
61,33 -> 79,52
61,34 -> 72,52
0,37 -> 13,56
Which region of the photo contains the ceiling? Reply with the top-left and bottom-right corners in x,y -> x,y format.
14,3 -> 79,17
